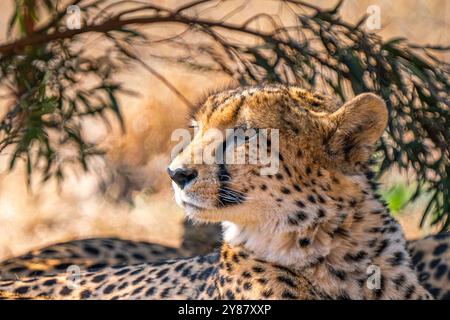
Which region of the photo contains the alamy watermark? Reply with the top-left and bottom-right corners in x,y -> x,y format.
366,264 -> 381,290
171,128 -> 280,175
66,5 -> 81,30
66,264 -> 82,289
366,5 -> 381,31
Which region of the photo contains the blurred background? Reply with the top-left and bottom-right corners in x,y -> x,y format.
0,0 -> 448,261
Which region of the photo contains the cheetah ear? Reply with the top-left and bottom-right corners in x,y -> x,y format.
325,93 -> 388,168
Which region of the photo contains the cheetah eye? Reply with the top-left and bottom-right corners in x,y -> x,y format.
189,119 -> 199,129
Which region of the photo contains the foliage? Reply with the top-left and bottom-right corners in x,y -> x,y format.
381,182 -> 416,215
0,0 -> 448,229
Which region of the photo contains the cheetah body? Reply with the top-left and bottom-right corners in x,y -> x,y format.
0,84 -> 444,299
1,234 -> 448,299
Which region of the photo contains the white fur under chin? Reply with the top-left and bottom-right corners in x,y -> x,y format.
222,221 -> 241,243
222,221 -> 324,268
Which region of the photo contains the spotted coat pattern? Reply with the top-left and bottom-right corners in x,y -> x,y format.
1,233 -> 448,299
0,85 -> 443,300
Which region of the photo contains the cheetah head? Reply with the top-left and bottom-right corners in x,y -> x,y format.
168,85 -> 388,234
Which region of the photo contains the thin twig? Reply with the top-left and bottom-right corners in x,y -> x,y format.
112,40 -> 194,108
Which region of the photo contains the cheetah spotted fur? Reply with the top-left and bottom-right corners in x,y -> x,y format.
0,84 -> 441,299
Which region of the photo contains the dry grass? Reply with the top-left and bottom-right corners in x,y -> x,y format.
0,0 -> 448,260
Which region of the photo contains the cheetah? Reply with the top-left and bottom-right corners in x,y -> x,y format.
407,233 -> 450,299
0,223 -> 221,280
0,84 -> 438,299
1,233 -> 448,299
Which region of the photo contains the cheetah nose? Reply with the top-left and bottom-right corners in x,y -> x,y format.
167,167 -> 198,189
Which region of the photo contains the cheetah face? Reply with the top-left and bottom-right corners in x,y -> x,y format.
168,95 -> 277,223
168,85 -> 387,227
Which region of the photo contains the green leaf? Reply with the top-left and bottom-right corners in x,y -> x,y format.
381,183 -> 415,214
